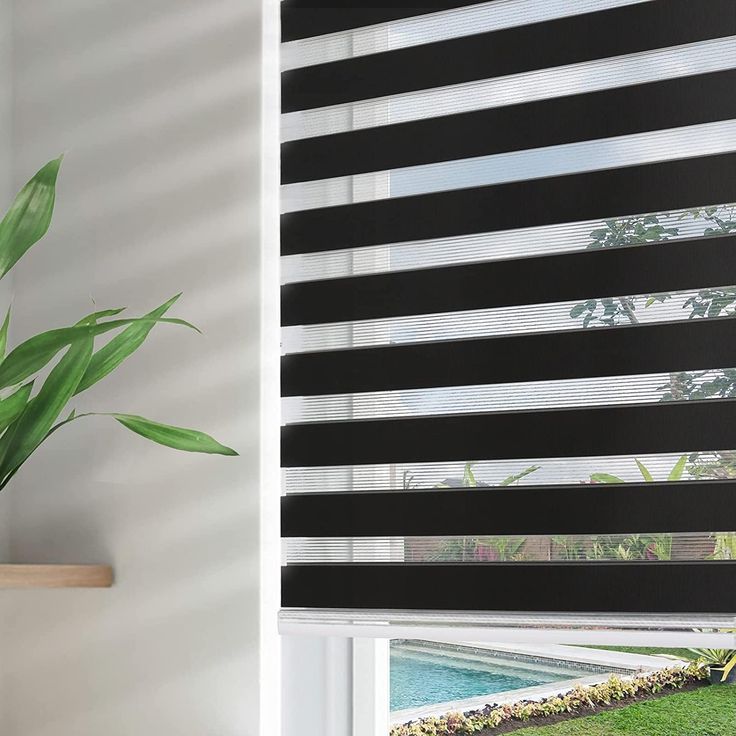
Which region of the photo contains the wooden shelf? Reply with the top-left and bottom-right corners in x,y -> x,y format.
0,564 -> 113,588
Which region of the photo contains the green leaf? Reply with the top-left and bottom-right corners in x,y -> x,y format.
0,307 -> 10,361
635,459 -> 654,482
590,473 -> 625,484
500,465 -> 540,486
0,418 -> 22,486
112,414 -> 237,455
76,295 -> 181,395
6,407 -> 78,475
721,654 -> 736,682
569,303 -> 587,319
0,307 -> 10,363
0,383 -> 32,433
0,157 -> 61,280
78,308 -> 125,324
0,315 -> 197,392
668,454 -> 688,482
0,335 -> 93,485
463,462 -> 476,488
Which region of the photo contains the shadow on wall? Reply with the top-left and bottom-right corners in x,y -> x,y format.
2,1 -> 262,734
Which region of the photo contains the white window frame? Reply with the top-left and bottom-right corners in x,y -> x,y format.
268,12 -> 394,733
261,0 -> 283,734
263,6 -> 736,734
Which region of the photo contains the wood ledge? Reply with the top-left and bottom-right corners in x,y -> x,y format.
0,564 -> 113,588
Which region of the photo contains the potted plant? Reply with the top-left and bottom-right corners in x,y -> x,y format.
0,156 -> 236,493
688,649 -> 736,684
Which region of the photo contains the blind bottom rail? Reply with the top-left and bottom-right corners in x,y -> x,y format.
279,608 -> 736,647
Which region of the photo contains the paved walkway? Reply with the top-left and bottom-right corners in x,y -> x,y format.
462,641 -> 685,672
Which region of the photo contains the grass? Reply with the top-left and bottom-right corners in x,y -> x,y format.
510,685 -> 736,735
579,646 -> 695,661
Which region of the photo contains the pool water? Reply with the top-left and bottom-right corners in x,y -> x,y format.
390,645 -> 585,711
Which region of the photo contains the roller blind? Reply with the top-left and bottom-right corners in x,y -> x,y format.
279,0 -> 736,641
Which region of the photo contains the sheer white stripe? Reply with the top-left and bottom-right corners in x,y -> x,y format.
282,371 -> 728,424
282,36 -> 736,141
281,203 -> 735,284
282,290 -> 733,354
284,532 -> 732,564
281,120 -> 736,212
281,0 -> 650,70
282,450 -> 725,493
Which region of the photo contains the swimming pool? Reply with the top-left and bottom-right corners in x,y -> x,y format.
390,642 -> 592,712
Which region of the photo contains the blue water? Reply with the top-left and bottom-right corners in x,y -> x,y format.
390,647 -> 581,711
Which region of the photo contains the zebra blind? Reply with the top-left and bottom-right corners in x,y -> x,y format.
280,0 -> 736,636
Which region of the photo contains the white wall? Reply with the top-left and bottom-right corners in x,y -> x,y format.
0,1 -> 264,733
0,0 -> 14,555
0,0 -> 11,230
0,0 -> 13,727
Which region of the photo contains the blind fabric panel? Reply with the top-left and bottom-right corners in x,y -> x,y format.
282,0 -> 736,112
281,1 -> 490,42
281,0 -> 648,72
279,0 -> 736,633
282,70 -> 736,184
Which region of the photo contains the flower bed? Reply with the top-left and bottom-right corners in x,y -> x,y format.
390,664 -> 707,736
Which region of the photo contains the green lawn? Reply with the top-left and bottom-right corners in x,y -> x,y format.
579,646 -> 695,661
510,685 -> 736,735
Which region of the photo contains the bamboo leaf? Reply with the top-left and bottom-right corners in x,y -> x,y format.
0,383 -> 32,433
0,311 -> 97,483
668,454 -> 688,482
0,336 -> 93,483
0,418 -> 22,485
6,407 -> 78,475
635,459 -> 654,482
38,412 -> 237,458
79,308 -> 125,324
112,414 -> 237,455
0,315 -> 197,391
0,157 -> 61,279
0,307 -> 10,361
76,294 -> 181,395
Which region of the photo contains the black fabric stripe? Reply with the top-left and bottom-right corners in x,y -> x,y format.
281,481 -> 736,537
281,154 -> 736,255
283,0 -> 736,112
282,70 -> 736,184
282,318 -> 736,397
281,399 -> 736,466
281,1 -> 485,43
281,562 -> 736,612
282,235 -> 736,326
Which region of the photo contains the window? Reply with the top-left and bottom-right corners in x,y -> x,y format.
279,0 -> 736,647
